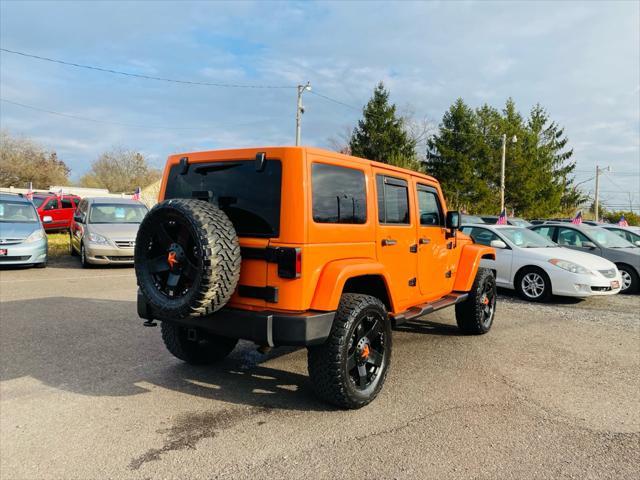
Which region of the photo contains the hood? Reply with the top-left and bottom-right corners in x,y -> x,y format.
88,223 -> 141,240
0,222 -> 41,241
519,247 -> 616,270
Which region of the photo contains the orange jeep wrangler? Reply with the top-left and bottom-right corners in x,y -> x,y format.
135,147 -> 496,408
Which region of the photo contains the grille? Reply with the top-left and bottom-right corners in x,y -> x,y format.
106,256 -> 134,261
0,239 -> 24,245
0,256 -> 31,262
115,240 -> 135,248
591,286 -> 612,292
598,269 -> 617,279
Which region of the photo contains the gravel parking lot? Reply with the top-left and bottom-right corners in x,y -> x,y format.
1,258 -> 638,479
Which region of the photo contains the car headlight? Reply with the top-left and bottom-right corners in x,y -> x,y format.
24,229 -> 45,243
87,232 -> 108,244
548,258 -> 594,275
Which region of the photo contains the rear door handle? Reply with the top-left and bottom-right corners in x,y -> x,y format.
381,238 -> 397,246
419,237 -> 431,245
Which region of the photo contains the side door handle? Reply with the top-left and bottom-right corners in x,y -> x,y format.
419,237 -> 430,245
381,238 -> 397,246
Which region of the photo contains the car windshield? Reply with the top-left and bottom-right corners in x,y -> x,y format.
89,203 -> 148,224
585,227 -> 636,248
32,196 -> 47,208
462,215 -> 485,224
0,200 -> 39,223
509,218 -> 531,227
500,227 -> 556,248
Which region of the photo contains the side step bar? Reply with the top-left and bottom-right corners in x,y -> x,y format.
392,292 -> 469,325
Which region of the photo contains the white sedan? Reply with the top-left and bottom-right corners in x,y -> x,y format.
461,224 -> 622,302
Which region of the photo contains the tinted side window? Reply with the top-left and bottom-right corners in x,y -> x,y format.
44,198 -> 58,210
557,227 -> 590,247
61,197 -> 74,209
417,187 -> 443,226
533,226 -> 555,240
376,175 -> 409,224
462,227 -> 500,246
312,163 -> 366,224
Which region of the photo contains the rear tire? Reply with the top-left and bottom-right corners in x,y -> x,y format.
161,321 -> 238,365
617,264 -> 639,294
455,267 -> 497,334
69,232 -> 78,256
307,293 -> 391,409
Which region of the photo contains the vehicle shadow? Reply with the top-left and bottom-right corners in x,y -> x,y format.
0,296 -> 331,412
497,287 -> 584,305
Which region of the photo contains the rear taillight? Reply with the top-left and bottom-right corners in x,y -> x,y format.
276,247 -> 301,279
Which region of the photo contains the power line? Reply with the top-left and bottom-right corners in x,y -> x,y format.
0,98 -> 280,130
309,90 -> 360,110
0,47 -> 296,89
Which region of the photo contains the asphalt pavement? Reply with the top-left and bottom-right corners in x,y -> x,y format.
1,257 -> 638,479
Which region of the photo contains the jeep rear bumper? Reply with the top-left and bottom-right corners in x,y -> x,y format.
138,290 -> 334,347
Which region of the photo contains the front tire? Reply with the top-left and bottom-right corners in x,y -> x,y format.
161,321 -> 238,365
455,267 -> 497,334
618,264 -> 639,294
307,293 -> 391,409
515,266 -> 552,302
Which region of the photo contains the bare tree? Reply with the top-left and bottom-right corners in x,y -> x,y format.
79,147 -> 161,193
0,130 -> 70,188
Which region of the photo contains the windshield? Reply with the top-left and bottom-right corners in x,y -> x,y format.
89,203 -> 148,224
0,200 -> 39,223
462,215 -> 484,224
509,218 -> 531,227
500,227 -> 556,248
164,159 -> 282,237
32,196 -> 46,208
585,227 -> 636,248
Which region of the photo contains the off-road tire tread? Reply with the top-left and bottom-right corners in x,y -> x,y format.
135,199 -> 241,319
161,321 -> 238,364
307,293 -> 390,409
455,267 -> 496,334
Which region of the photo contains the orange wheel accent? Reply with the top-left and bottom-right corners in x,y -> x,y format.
361,344 -> 370,359
167,251 -> 179,269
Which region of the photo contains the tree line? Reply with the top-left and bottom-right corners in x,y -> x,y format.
341,82 -> 591,219
0,130 -> 161,193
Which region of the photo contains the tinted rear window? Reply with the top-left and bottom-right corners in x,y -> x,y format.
164,159 -> 282,237
312,163 -> 366,224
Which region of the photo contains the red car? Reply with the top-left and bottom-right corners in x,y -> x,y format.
32,193 -> 81,231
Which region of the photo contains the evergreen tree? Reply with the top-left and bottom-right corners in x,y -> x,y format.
349,82 -> 417,166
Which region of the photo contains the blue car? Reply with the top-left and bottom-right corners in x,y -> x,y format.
0,193 -> 48,268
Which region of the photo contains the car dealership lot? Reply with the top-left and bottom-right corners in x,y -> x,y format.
1,260 -> 638,479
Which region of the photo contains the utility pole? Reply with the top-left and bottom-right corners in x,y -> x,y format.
500,134 -> 517,212
295,82 -> 311,146
594,165 -> 611,221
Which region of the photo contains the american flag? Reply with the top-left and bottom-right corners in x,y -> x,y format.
25,182 -> 34,201
496,208 -> 507,225
571,211 -> 582,225
618,215 -> 629,227
132,187 -> 141,201
56,188 -> 63,198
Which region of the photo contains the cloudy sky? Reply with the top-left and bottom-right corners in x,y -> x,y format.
1,1 -> 638,209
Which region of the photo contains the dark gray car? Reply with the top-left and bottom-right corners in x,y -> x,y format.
530,223 -> 640,293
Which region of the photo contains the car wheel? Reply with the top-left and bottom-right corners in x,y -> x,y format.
617,264 -> 639,294
80,243 -> 90,268
307,293 -> 391,409
69,231 -> 78,256
515,267 -> 552,302
161,321 -> 238,365
455,267 -> 497,334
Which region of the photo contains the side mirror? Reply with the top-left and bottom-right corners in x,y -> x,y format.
490,239 -> 507,249
446,211 -> 461,230
582,241 -> 596,249
634,240 -> 640,247
42,215 -> 53,224
73,214 -> 83,223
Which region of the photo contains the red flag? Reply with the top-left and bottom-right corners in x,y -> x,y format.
571,211 -> 582,225
618,215 -> 629,227
132,187 -> 141,201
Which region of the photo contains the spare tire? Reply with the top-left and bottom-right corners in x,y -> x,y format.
134,199 -> 241,319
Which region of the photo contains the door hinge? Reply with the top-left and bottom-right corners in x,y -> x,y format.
445,270 -> 452,278
409,244 -> 418,253
408,277 -> 417,287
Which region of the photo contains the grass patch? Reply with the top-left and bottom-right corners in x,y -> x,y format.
47,233 -> 70,258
